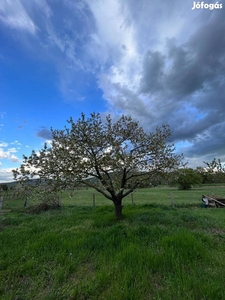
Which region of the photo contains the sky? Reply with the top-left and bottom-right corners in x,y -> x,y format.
0,0 -> 225,183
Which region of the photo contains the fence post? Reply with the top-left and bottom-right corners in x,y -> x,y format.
131,193 -> 134,205
170,192 -> 175,207
0,196 -> 3,212
24,197 -> 28,207
93,193 -> 96,207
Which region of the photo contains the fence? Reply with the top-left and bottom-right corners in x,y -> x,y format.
1,186 -> 223,212
0,192 -> 24,201
0,196 -> 3,212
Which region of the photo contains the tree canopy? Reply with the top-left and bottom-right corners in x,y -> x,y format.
175,168 -> 203,190
203,158 -> 225,183
13,113 -> 183,219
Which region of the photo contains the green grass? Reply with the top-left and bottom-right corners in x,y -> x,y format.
1,185 -> 225,299
63,185 -> 225,207
1,184 -> 225,210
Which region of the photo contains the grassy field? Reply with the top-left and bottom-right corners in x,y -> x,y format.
1,185 -> 225,299
2,184 -> 225,210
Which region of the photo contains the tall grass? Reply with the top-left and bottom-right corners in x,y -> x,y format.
1,185 -> 225,299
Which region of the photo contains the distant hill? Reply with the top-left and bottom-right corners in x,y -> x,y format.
0,181 -> 17,188
0,179 -> 41,189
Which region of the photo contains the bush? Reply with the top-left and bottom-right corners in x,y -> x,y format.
177,168 -> 203,190
0,184 -> 8,191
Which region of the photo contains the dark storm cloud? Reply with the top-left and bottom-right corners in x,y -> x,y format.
181,121 -> 225,162
165,40 -> 207,98
139,51 -> 165,94
170,13 -> 225,98
36,127 -> 52,140
130,5 -> 225,166
112,83 -> 152,117
139,7 -> 225,127
140,13 -> 225,100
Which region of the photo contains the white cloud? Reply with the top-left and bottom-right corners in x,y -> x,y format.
40,140 -> 52,149
32,0 -> 52,19
0,168 -> 15,183
86,0 -> 139,78
0,0 -> 37,34
0,142 -> 20,163
10,154 -> 20,162
0,142 -> 8,147
0,149 -> 20,162
86,0 -> 129,56
0,149 -> 7,160
0,112 -> 6,119
11,140 -> 22,146
7,148 -> 18,153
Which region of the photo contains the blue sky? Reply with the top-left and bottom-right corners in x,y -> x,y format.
1,0 -> 225,182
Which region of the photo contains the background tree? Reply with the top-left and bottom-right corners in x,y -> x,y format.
204,158 -> 225,184
13,113 -> 183,219
0,184 -> 8,192
173,168 -> 203,190
196,167 -> 213,184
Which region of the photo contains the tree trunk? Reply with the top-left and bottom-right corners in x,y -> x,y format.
113,198 -> 123,220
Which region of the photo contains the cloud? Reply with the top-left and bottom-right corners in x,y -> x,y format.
0,142 -> 8,148
11,140 -> 22,146
1,0 -> 225,167
0,0 -> 37,34
36,127 -> 52,140
0,149 -> 20,162
0,141 -> 20,163
10,154 -> 20,162
93,1 -> 225,166
0,168 -> 15,183
0,112 -> 6,119
139,51 -> 165,94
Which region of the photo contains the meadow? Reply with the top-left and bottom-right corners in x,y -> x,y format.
0,185 -> 225,299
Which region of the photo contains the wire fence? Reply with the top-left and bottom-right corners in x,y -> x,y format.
1,185 -> 225,213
